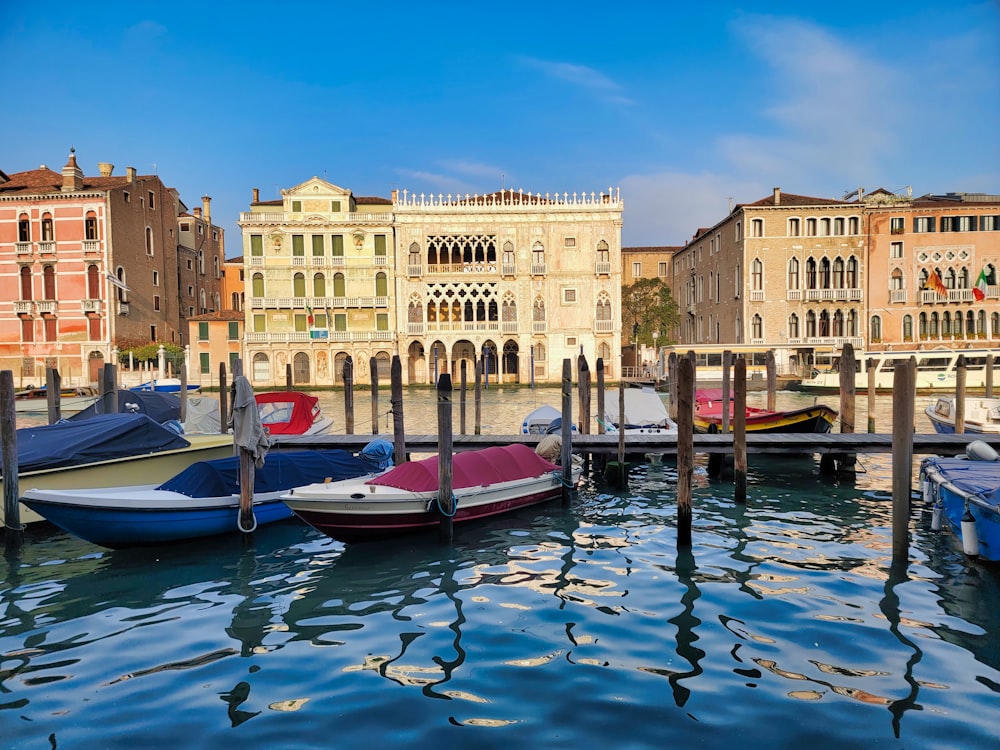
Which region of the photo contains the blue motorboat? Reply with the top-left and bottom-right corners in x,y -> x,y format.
920,442 -> 1000,561
21,441 -> 394,548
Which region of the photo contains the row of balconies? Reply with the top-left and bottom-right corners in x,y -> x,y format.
14,299 -> 109,315
248,255 -> 391,268
239,211 -> 392,224
13,240 -> 102,256
919,286 -> 1000,304
248,296 -> 390,309
785,336 -> 866,348
245,330 -> 396,344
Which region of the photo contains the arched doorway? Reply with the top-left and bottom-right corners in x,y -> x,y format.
502,339 -> 519,383
293,352 -> 310,385
481,340 -> 498,386
407,341 -> 425,384
88,350 -> 105,384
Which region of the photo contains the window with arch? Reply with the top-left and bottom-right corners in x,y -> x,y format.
409,242 -> 421,267
597,239 -> 609,265
819,258 -> 831,288
313,273 -> 326,297
847,310 -> 858,336
533,296 -> 546,322
200,288 -> 207,314
832,257 -> 845,288
293,273 -> 306,298
959,267 -> 970,289
832,309 -> 844,337
18,214 -> 30,241
41,213 -> 53,241
252,352 -> 270,383
847,256 -> 859,288
818,310 -> 830,337
977,310 -> 986,337
85,212 -> 98,240
787,257 -> 800,289
751,258 -> 763,290
116,267 -> 128,302
918,268 -> 930,289
375,272 -> 387,297
751,314 -> 763,340
788,313 -> 800,339
532,242 -> 545,267
533,342 -> 546,362
903,314 -> 913,341
87,264 -> 100,298
145,226 -> 154,256
848,217 -> 860,234
735,262 -> 741,298
214,255 -> 220,278
890,268 -> 904,290
992,312 -> 999,337
820,218 -> 831,236
408,297 -> 423,323
502,292 -> 517,322
930,312 -> 940,337
502,240 -> 515,270
333,273 -> 346,297
806,258 -> 817,289
41,265 -> 55,299
596,291 -> 612,321
833,217 -> 845,235
20,266 -> 32,300
751,218 -> 764,238
806,218 -> 817,236
198,249 -> 205,274
945,268 -> 956,289
870,315 -> 882,341
788,217 -> 800,237
251,272 -> 264,297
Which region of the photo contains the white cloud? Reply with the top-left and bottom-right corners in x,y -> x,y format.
516,56 -> 635,105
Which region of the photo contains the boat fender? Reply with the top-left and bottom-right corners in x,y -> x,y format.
966,440 -> 999,462
961,506 -> 980,556
931,500 -> 942,531
921,476 -> 932,505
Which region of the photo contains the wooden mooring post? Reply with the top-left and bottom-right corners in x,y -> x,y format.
343,356 -> 354,434
285,364 -> 293,391
459,359 -> 468,435
474,359 -> 483,435
721,350 -> 732,434
179,366 -> 188,423
667,352 -> 678,421
986,356 -> 996,398
595,358 -> 607,472
676,356 -> 694,547
605,367 -> 628,489
390,355 -> 406,463
2,370 -> 23,544
218,363 -> 229,434
867,358 -> 877,433
954,355 -> 966,434
46,367 -> 61,424
370,356 -> 380,435
766,350 -> 776,412
578,355 -> 591,435
102,363 -> 118,415
892,358 -> 915,563
734,357 -> 747,504
561,358 -> 574,503
436,373 -> 455,543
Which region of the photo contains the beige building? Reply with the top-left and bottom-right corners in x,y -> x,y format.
238,178 -> 394,387
621,246 -> 677,285
671,187 -> 866,371
865,191 -> 1000,348
394,188 -> 624,384
187,310 -> 243,385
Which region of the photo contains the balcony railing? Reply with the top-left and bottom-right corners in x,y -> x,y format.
502,264 -> 516,276
37,241 -> 55,255
804,288 -> 863,302
533,321 -> 546,333
749,290 -> 765,302
890,289 -> 907,303
374,255 -> 388,266
82,240 -> 100,254
595,319 -> 614,333
248,255 -> 264,266
407,322 -> 425,335
82,299 -> 102,313
14,301 -> 33,314
530,264 -> 546,276
407,264 -> 423,277
249,296 -> 388,309
36,300 -> 57,314
501,321 -> 518,334
239,211 -> 392,224
595,261 -> 611,275
15,242 -> 32,256
920,289 -> 976,304
786,290 -> 802,301
245,330 -> 395,344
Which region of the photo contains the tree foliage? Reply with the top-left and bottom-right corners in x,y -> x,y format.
621,278 -> 680,346
116,340 -> 184,370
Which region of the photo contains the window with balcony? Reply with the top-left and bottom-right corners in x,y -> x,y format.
313,273 -> 326,297
41,214 -> 53,241
788,313 -> 799,339
375,272 -> 388,297
43,265 -> 56,299
332,235 -> 344,258
20,266 -> 32,300
18,215 -> 30,241
293,273 -> 306,297
533,242 -> 545,271
250,234 -> 263,256
85,213 -> 98,240
374,234 -> 387,257
751,258 -> 763,290
751,314 -> 763,340
312,235 -> 324,257
787,257 -> 800,289
333,273 -> 346,297
292,235 -> 304,257
252,273 -> 264,297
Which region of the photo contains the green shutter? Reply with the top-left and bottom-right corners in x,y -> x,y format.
292,200 -> 301,212
199,352 -> 210,374
253,314 -> 265,332
374,234 -> 386,256
292,235 -> 304,256
335,314 -> 347,331
312,235 -> 324,256
376,313 -> 388,331
331,200 -> 341,212
332,235 -> 344,256
250,234 -> 263,256
198,321 -> 209,340
228,321 -> 239,339
294,314 -> 307,332
229,352 -> 239,370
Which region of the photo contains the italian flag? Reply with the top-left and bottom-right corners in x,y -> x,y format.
974,269 -> 989,301
306,304 -> 314,326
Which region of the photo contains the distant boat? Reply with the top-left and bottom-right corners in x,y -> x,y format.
920,442 -> 1000,561
283,443 -> 582,542
14,385 -> 100,415
925,396 -> 1000,435
693,389 -> 838,434
130,378 -> 201,393
520,404 -> 577,435
22,445 -> 391,548
602,386 -> 677,435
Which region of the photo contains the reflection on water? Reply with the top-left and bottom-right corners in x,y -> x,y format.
2,397 -> 999,748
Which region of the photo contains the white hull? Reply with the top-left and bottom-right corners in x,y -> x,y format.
925,396 -> 1000,435
800,347 -> 1000,392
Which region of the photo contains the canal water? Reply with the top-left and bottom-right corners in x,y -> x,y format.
2,387 -> 998,748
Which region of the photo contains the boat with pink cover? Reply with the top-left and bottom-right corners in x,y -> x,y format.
282,443 -> 582,542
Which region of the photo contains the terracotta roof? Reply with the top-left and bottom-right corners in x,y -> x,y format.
623,246 -> 680,253
743,191 -> 850,208
0,166 -> 148,196
225,255 -> 244,263
187,310 -> 245,322
354,196 -> 392,205
251,199 -> 283,207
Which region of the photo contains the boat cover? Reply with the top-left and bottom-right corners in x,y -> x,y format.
69,389 -> 182,424
922,457 -> 1000,506
256,391 -> 321,435
158,449 -> 374,498
605,387 -> 670,428
368,444 -> 557,492
8,413 -> 191,475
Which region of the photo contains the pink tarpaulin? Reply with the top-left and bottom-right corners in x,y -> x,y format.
368,444 -> 558,492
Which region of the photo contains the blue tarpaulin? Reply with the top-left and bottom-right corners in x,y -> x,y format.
157,449 -> 375,498
69,390 -> 182,424
9,413 -> 191,474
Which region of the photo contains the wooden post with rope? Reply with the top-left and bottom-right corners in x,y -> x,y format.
474,359 -> 483,435
891,358 -> 915,563
460,359 -> 468,435
561,358 -> 574,504
954,355 -> 966,434
766,350 -> 776,412
734,357 -> 747,504
390,355 -> 406,464
867,358 -> 877,433
218,362 -> 228,434
437,373 -> 454,543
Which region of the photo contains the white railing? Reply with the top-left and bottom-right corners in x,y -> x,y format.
530,264 -> 546,276
533,321 -> 546,333
291,256 -> 305,266
37,241 -> 55,255
239,211 -> 393,224
374,255 -> 388,266
502,264 -> 516,276
247,331 -> 396,344
82,240 -> 100,253
786,289 -> 802,301
890,289 -> 907,303
595,320 -> 614,332
407,322 -> 425,335
407,264 -> 423,277
595,262 -> 611,275
749,290 -> 765,302
330,256 -> 346,266
248,255 -> 264,266
82,299 -> 102,313
501,321 -> 518,334
394,186 -> 622,209
13,301 -> 33,314
15,242 -> 32,256
36,300 -> 57,314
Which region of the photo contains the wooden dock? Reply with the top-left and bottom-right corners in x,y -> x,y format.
273,431 -> 1000,457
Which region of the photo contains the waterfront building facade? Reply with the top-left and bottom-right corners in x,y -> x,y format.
394,188 -> 623,385
238,179 -> 395,387
0,151 -> 223,387
864,191 -> 1000,350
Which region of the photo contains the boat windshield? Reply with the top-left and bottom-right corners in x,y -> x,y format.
916,356 -> 952,371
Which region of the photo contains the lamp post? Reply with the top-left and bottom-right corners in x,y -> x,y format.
433,345 -> 439,384
652,331 -> 659,379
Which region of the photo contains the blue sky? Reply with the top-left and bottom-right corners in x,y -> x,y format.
2,1 -> 997,255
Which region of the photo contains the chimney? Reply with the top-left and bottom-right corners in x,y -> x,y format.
773,187 -> 781,205
252,187 -> 260,203
126,166 -> 136,182
61,148 -> 84,192
857,187 -> 864,202
98,162 -> 114,177
391,188 -> 398,202
193,207 -> 202,218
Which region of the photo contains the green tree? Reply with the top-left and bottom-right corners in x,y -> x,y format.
621,278 -> 679,346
